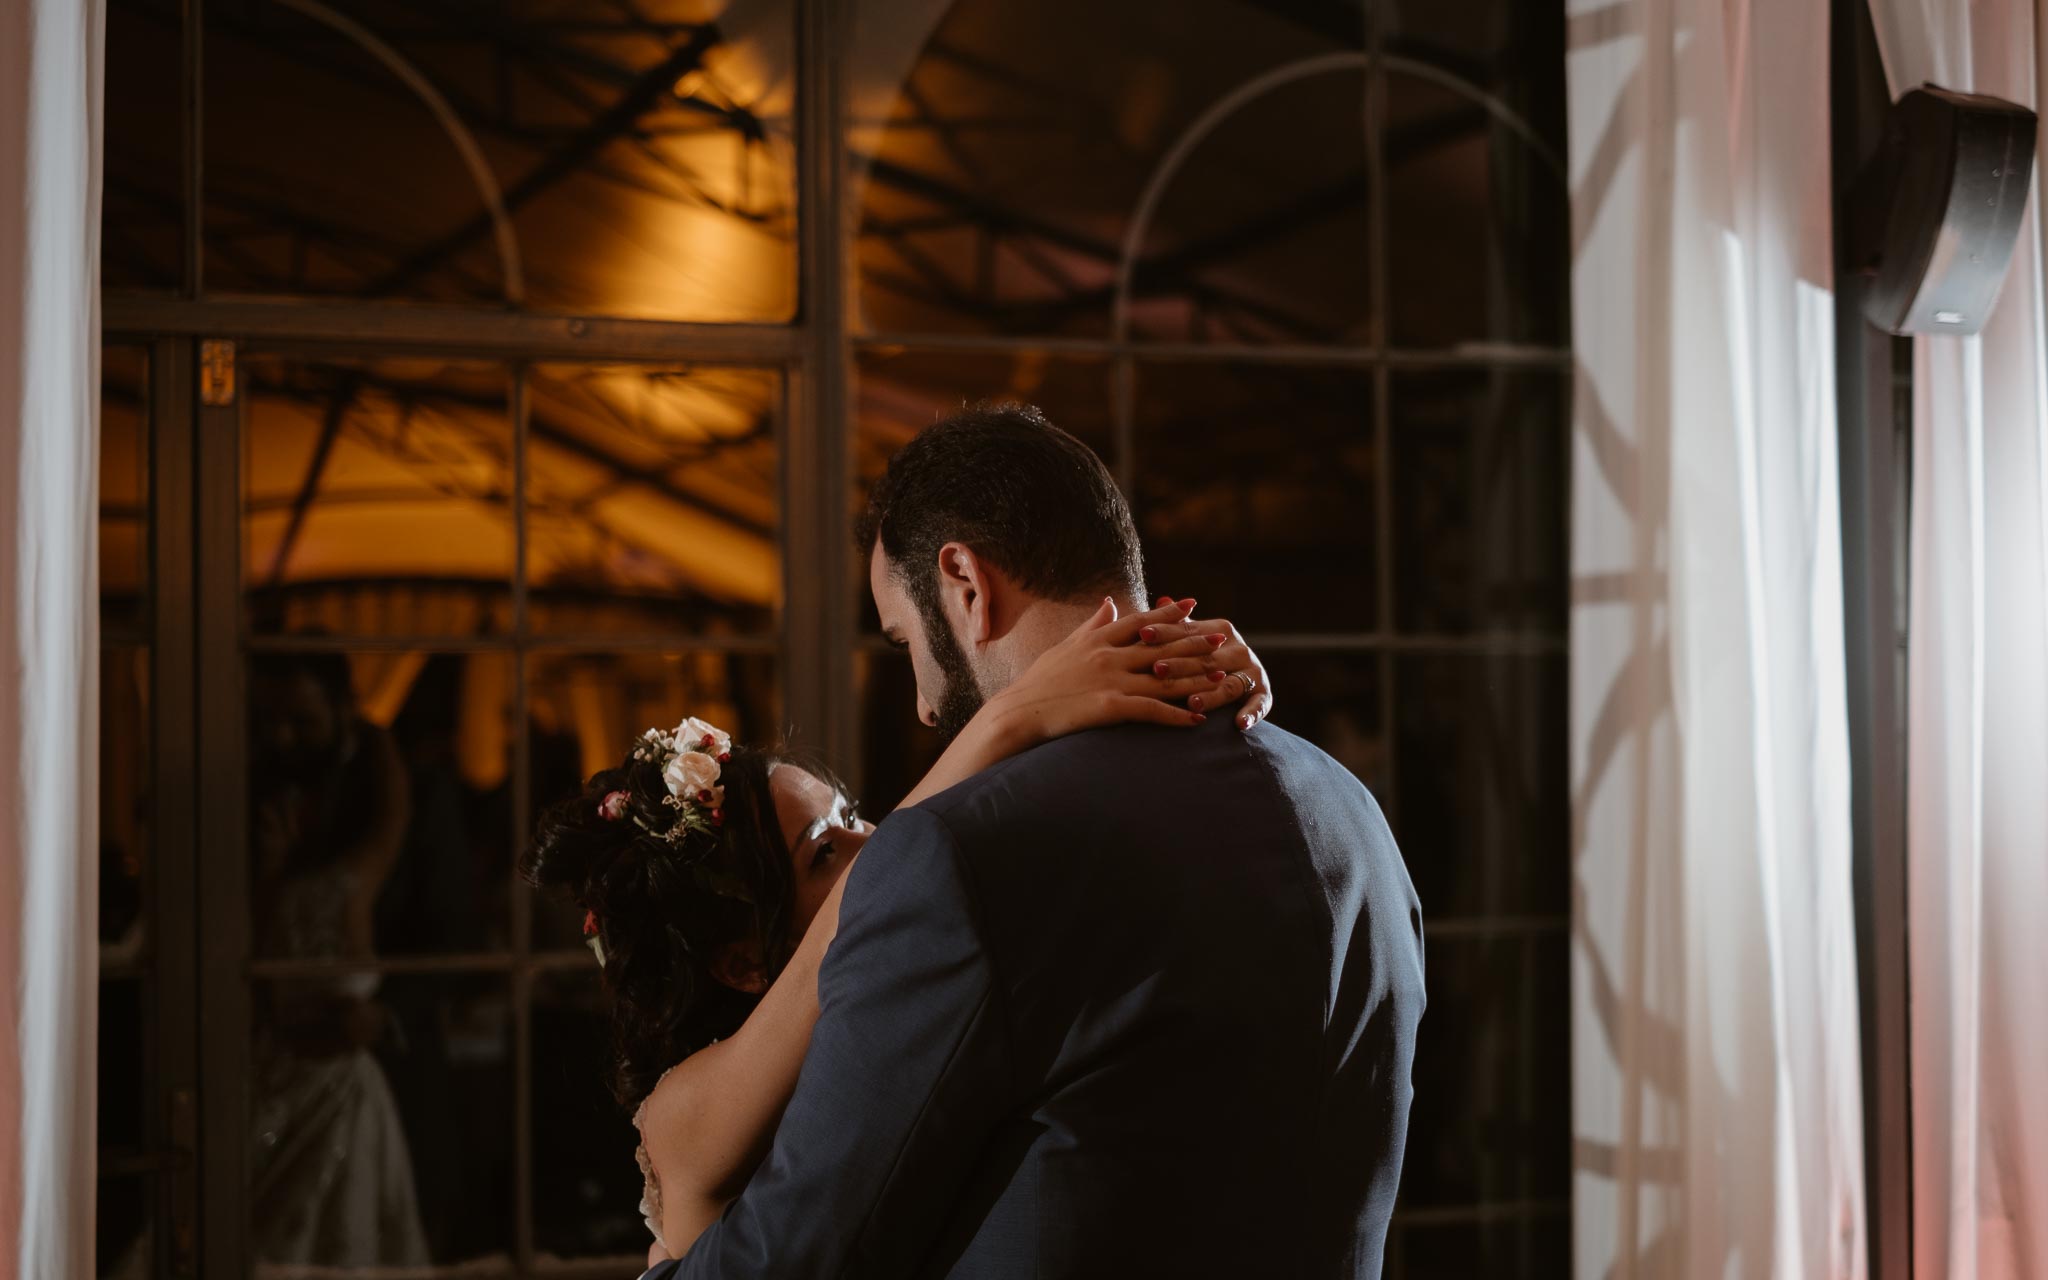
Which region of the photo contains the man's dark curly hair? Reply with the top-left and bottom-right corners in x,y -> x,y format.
854,402 -> 1146,617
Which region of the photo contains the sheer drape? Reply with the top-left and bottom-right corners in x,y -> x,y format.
1862,2 -> 2048,1275
0,1 -> 105,1275
1566,0 -> 1867,1274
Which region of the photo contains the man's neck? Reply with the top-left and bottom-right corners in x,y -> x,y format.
984,591 -> 1148,693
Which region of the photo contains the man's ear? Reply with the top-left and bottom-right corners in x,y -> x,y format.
935,541 -> 998,645
709,940 -> 770,995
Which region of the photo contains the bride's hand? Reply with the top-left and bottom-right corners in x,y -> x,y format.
1136,596 -> 1274,730
985,597 -> 1264,748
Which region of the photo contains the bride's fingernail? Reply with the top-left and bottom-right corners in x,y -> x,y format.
1207,633 -> 1226,648
1157,595 -> 1174,607
1178,597 -> 1196,611
1153,660 -> 1171,677
1141,626 -> 1159,644
1208,670 -> 1227,683
1191,713 -> 1208,724
1190,695 -> 1205,712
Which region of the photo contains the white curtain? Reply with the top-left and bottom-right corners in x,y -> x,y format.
1566,0 -> 1868,1274
0,0 -> 105,1276
1862,2 -> 2048,1276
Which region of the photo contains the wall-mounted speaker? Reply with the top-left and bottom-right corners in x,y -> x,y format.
1849,85 -> 2036,336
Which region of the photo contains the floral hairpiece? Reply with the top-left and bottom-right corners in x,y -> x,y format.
583,715 -> 749,968
616,715 -> 733,842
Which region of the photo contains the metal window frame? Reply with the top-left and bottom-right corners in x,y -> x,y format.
101,0 -> 1579,1274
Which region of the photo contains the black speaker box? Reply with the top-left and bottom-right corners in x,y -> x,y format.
1850,85 -> 2036,336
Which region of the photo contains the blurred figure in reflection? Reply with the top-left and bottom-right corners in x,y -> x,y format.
246,653 -> 429,1270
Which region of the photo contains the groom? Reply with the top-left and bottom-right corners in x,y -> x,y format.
666,404 -> 1424,1277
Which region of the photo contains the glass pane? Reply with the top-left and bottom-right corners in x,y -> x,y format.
531,969 -> 651,1261
249,973 -> 513,1269
851,0 -> 1363,339
1387,0 -> 1568,155
854,648 -> 945,816
242,356 -> 514,638
1398,1217 -> 1565,1279
1391,654 -> 1566,920
97,1174 -> 156,1278
97,978 -> 149,1153
102,346 -> 150,634
1132,363 -> 1376,633
101,646 -> 154,961
204,0 -> 796,320
853,349 -> 1115,630
526,649 -> 783,949
1400,932 -> 1569,1218
1257,652 -> 1387,797
103,0 -> 184,290
248,651 -> 516,957
100,644 -> 155,1274
1382,68 -> 1568,349
525,365 -> 781,637
1129,67 -> 1371,345
1389,370 -> 1566,636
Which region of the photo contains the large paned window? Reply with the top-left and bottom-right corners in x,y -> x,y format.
100,2 -> 1569,1275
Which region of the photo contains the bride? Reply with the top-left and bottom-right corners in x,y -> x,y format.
522,598 -> 1271,1266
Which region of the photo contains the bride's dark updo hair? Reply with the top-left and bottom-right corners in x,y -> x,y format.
522,742 -> 841,1109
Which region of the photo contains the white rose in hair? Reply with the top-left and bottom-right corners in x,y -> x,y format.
673,716 -> 732,758
664,748 -> 723,801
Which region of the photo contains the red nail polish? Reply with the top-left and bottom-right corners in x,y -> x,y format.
1192,713 -> 1207,724
1207,633 -> 1227,648
1153,660 -> 1171,678
1190,695 -> 1204,712
1157,596 -> 1173,607
1208,669 -> 1226,683
1179,598 -> 1196,611
1141,626 -> 1158,644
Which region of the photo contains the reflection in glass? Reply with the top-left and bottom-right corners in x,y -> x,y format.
527,650 -> 782,948
101,346 -> 150,634
1389,370 -> 1566,635
1129,69 -> 1371,344
101,647 -> 154,962
204,0 -> 796,320
1383,67 -> 1568,349
97,982 -> 154,1278
531,970 -> 647,1260
1257,652 -> 1386,797
526,365 -> 781,637
1387,0 -> 1568,154
852,0 -> 1367,340
1391,654 -> 1566,921
249,974 -> 513,1269
242,356 -> 514,637
103,0 -> 183,289
1133,363 -> 1376,632
1401,933 -> 1569,1226
248,651 -> 515,957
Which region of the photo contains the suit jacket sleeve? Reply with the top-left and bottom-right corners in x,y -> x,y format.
673,805 -> 1011,1279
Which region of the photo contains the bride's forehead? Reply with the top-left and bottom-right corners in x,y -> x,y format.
769,765 -> 837,821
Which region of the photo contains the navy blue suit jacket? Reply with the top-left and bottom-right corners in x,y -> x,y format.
668,717 -> 1424,1278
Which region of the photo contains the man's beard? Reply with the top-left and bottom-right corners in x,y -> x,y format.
915,592 -> 986,745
